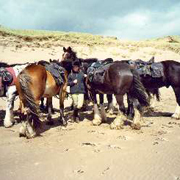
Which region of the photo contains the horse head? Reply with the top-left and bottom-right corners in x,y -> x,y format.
62,46 -> 77,61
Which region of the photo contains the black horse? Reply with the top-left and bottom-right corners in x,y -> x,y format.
61,46 -> 114,112
86,61 -> 149,130
127,58 -> 180,119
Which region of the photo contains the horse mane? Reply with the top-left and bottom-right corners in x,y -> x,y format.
37,60 -> 50,66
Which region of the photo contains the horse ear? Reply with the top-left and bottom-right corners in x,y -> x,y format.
67,46 -> 72,52
63,47 -> 66,52
149,56 -> 155,63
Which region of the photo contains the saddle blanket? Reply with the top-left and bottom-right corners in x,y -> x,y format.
0,67 -> 16,89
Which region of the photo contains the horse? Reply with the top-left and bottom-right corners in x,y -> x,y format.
61,46 -> 114,112
37,59 -> 73,112
126,58 -> 180,119
86,61 -> 150,130
15,63 -> 68,138
0,62 -> 29,127
123,57 -> 161,117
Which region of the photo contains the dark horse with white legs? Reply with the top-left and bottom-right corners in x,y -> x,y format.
61,46 -> 114,111
86,61 -> 150,130
131,59 -> 180,119
124,57 -> 161,117
15,64 -> 68,138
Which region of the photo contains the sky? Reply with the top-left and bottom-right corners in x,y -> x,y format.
0,0 -> 180,40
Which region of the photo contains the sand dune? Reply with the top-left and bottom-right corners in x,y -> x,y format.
0,33 -> 180,180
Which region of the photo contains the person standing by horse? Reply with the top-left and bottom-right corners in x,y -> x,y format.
68,60 -> 86,123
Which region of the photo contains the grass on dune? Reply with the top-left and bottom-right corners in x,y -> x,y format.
0,25 -> 180,54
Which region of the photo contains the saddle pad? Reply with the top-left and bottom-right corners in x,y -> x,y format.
5,67 -> 16,85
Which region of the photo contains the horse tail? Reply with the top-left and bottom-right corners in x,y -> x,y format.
18,71 -> 41,128
130,69 -> 150,107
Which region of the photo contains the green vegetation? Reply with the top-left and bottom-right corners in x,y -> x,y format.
0,25 -> 180,54
0,25 -> 119,46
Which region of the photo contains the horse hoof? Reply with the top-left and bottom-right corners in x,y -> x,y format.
110,122 -> 123,130
26,133 -> 37,139
19,133 -> 26,137
171,114 -> 180,119
131,123 -> 141,130
107,109 -> 114,115
46,121 -> 54,126
62,121 -> 67,127
92,119 -> 101,126
4,121 -> 14,128
75,117 -> 80,123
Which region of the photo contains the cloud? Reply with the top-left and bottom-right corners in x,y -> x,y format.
0,0 -> 180,40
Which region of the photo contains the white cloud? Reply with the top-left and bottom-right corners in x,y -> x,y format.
0,0 -> 180,40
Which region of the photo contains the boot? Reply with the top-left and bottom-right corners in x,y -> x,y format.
75,109 -> 80,123
72,108 -> 77,123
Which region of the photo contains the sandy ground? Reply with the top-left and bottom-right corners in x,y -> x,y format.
0,44 -> 180,180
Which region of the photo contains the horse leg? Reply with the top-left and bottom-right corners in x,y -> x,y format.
46,97 -> 54,114
81,93 -> 89,111
172,87 -> 180,119
46,97 -> 54,125
99,93 -> 107,122
19,121 -> 27,137
59,87 -> 67,126
40,98 -> 45,111
127,94 -> 134,119
110,94 -> 126,130
131,98 -> 143,130
4,86 -> 16,128
19,109 -> 37,138
106,94 -> 114,115
25,114 -> 38,139
92,93 -> 102,126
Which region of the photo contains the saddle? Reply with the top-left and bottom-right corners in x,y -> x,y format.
150,62 -> 164,78
87,59 -> 113,83
127,60 -> 164,78
43,62 -> 66,85
0,67 -> 16,96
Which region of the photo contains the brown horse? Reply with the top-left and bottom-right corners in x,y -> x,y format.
15,64 -> 68,138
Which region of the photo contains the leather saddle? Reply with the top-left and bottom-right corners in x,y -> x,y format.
127,60 -> 164,78
87,59 -> 113,83
40,61 -> 66,85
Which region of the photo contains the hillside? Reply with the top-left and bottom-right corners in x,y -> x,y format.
0,26 -> 180,62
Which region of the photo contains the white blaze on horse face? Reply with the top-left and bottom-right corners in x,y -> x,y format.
172,104 -> 180,119
4,86 -> 16,127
